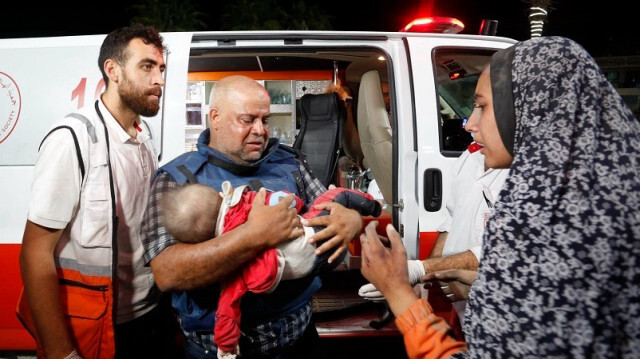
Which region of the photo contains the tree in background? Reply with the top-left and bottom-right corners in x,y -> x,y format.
128,0 -> 208,31
220,0 -> 333,30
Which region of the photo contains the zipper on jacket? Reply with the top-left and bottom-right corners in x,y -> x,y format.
59,278 -> 108,292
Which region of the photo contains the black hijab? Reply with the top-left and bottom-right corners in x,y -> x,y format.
490,45 -> 516,156
466,36 -> 640,358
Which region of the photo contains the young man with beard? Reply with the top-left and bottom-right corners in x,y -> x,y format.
19,24 -> 170,359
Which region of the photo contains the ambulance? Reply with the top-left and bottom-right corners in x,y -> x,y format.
0,18 -> 516,351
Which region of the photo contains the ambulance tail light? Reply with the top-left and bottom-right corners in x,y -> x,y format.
400,17 -> 465,34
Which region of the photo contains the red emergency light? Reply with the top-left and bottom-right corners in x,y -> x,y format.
401,17 -> 465,34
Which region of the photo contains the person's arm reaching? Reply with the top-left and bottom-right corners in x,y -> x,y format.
360,222 -> 467,359
360,222 -> 418,315
146,179 -> 304,292
359,232 -> 477,302
20,222 -> 76,359
421,250 -> 478,275
396,298 -> 469,359
429,232 -> 448,258
358,260 -> 424,302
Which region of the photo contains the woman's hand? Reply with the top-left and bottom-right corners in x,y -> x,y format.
360,222 -> 419,316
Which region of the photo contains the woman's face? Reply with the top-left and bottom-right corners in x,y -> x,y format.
465,68 -> 514,169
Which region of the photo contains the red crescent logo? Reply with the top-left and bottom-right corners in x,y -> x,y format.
0,72 -> 22,144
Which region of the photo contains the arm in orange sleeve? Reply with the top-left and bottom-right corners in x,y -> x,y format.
395,298 -> 468,359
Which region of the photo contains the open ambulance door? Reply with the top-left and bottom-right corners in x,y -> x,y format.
405,36 -> 515,260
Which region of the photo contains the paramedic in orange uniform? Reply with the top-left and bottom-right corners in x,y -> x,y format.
19,24 -> 173,359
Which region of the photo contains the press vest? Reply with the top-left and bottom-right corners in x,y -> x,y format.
159,132 -> 304,196
158,129 -> 320,332
17,101 -> 133,359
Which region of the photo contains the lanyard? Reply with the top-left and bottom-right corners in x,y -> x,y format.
482,186 -> 494,209
93,100 -> 118,222
94,100 -> 120,327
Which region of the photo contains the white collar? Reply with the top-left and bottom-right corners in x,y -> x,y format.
98,99 -> 150,144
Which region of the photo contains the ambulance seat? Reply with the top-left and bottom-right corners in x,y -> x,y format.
357,70 -> 393,206
293,92 -> 345,187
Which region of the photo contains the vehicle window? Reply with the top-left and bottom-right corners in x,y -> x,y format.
433,49 -> 493,154
187,48 -> 393,205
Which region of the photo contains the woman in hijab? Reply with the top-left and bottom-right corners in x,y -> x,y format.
359,36 -> 640,358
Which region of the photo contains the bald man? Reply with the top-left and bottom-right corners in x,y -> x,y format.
141,75 -> 363,359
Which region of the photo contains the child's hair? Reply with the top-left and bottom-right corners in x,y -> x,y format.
161,184 -> 221,243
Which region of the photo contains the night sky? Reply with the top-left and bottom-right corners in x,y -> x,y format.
1,0 -> 638,58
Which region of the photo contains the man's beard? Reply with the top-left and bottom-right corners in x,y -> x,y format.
118,73 -> 162,117
226,140 -> 266,165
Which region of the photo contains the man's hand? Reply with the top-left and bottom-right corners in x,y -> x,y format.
326,83 -> 352,103
422,269 -> 477,303
359,221 -> 418,317
246,188 -> 303,248
303,202 -> 363,263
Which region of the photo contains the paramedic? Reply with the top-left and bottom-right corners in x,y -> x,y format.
19,24 -> 171,359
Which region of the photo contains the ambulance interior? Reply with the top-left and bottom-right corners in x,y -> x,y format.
186,48 -> 392,207
184,47 -> 492,334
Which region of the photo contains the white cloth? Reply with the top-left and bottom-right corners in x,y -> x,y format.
367,179 -> 384,201
358,260 -> 425,301
277,224 -> 317,281
216,182 -> 317,293
437,147 -> 509,319
438,149 -> 509,262
28,98 -> 159,324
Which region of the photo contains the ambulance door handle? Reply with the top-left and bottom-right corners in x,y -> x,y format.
423,169 -> 442,212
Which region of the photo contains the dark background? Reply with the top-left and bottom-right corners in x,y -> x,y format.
1,0 -> 638,58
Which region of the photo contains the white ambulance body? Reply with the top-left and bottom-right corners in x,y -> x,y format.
0,26 -> 516,350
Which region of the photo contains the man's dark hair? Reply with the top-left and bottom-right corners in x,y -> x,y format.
98,23 -> 165,84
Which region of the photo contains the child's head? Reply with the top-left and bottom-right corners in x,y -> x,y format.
161,184 -> 222,243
